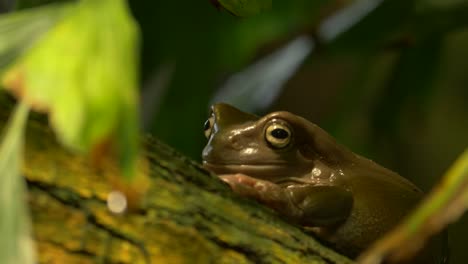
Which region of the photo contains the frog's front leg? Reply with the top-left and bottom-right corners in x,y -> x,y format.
220,174 -> 353,227
219,174 -> 291,210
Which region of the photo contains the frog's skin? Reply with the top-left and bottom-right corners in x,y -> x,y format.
202,103 -> 444,262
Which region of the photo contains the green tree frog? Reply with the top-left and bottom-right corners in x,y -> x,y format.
202,103 -> 445,263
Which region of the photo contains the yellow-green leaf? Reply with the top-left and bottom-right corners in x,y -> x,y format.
1,0 -> 140,180
0,2 -> 71,74
0,102 -> 35,264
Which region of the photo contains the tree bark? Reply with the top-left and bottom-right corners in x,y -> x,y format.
16,113 -> 354,263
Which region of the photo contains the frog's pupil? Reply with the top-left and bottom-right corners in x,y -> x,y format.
271,128 -> 289,139
204,119 -> 211,131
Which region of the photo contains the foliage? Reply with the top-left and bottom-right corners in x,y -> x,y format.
0,0 -> 141,262
0,2 -> 70,73
0,102 -> 34,264
1,0 -> 140,180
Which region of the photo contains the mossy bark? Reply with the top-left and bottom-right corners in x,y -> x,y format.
17,114 -> 355,264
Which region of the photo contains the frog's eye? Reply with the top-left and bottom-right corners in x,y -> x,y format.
265,122 -> 291,149
204,116 -> 215,139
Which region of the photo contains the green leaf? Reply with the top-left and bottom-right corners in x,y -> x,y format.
15,0 -> 70,10
0,2 -> 71,74
215,0 -> 272,16
0,102 -> 35,264
1,0 -> 140,180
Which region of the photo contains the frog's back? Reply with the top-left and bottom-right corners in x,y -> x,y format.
321,155 -> 446,263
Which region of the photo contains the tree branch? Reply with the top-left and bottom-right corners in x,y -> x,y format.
13,110 -> 354,263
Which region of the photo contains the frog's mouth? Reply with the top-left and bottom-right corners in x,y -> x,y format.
203,161 -> 291,180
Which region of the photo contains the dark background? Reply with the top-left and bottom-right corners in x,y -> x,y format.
2,0 -> 468,262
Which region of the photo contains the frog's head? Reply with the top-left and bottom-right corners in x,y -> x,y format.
202,103 -> 352,181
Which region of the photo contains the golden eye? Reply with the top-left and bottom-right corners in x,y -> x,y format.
265,122 -> 291,148
204,116 -> 215,139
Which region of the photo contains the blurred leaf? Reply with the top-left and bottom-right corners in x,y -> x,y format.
324,0 -> 468,53
318,0 -> 387,43
211,36 -> 313,113
358,148 -> 468,264
212,0 -> 272,17
324,0 -> 415,53
141,62 -> 175,130
0,2 -> 71,73
1,0 -> 140,180
15,0 -> 70,10
0,102 -> 35,264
